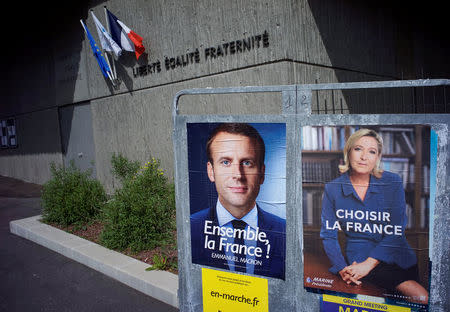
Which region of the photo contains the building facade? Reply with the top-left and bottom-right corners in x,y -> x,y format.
1,0 -> 448,191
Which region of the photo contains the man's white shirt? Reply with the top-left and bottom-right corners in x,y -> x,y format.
216,200 -> 258,273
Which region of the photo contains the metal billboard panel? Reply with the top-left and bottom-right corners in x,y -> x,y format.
173,80 -> 450,311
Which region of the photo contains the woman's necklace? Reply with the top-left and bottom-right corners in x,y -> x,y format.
350,174 -> 370,201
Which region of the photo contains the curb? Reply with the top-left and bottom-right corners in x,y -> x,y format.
9,215 -> 179,308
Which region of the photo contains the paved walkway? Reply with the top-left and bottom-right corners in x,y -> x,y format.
1,175 -> 179,312
0,175 -> 43,198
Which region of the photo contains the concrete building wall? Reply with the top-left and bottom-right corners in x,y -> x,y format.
0,0 -> 448,186
91,61 -> 387,192
59,103 -> 97,178
2,52 -> 56,117
79,0 -> 407,100
0,108 -> 63,184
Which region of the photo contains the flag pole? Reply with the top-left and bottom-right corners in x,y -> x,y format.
104,6 -> 118,81
80,19 -> 115,85
89,10 -> 115,84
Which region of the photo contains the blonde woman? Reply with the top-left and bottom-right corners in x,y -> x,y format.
320,128 -> 428,304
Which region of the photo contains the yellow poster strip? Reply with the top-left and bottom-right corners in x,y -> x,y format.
323,294 -> 411,312
202,268 -> 268,312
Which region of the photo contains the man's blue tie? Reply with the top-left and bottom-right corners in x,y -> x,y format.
231,219 -> 247,272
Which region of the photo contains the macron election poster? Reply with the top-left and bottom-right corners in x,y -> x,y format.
188,123 -> 286,279
202,268 -> 268,312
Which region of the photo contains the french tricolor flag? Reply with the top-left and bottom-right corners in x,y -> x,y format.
106,8 -> 146,60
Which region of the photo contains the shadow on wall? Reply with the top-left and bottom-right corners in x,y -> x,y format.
2,2 -> 92,114
112,51 -> 149,91
0,1 -> 146,156
306,0 -> 450,114
0,108 -> 62,157
0,2 -> 107,182
0,2 -> 89,160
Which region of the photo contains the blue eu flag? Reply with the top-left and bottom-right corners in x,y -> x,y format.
80,19 -> 112,79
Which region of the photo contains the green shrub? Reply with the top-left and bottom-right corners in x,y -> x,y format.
146,254 -> 178,272
100,156 -> 176,252
41,162 -> 107,226
110,153 -> 140,183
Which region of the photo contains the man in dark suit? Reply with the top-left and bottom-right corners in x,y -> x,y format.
190,123 -> 286,279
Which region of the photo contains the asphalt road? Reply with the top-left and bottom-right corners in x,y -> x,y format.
0,176 -> 179,312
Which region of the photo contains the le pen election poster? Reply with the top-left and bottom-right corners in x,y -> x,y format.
302,124 -> 433,311
187,123 -> 286,280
